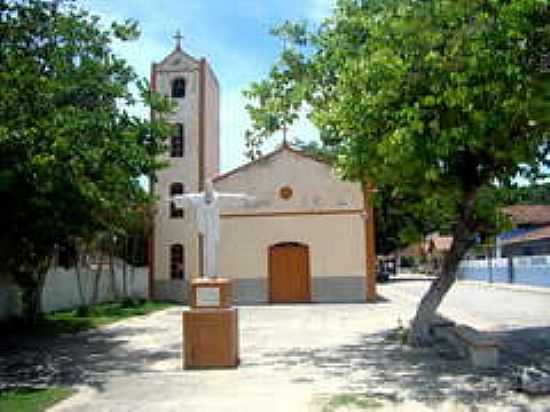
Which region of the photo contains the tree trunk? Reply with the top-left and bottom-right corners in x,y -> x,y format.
130,235 -> 139,294
122,237 -> 128,298
75,243 -> 89,306
409,192 -> 478,346
108,244 -> 118,300
19,259 -> 51,324
91,252 -> 104,305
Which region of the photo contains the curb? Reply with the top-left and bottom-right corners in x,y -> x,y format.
395,273 -> 550,296
458,279 -> 550,296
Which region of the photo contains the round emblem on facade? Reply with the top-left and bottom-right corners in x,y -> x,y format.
279,186 -> 293,200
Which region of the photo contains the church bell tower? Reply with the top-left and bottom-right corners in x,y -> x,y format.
150,31 -> 220,302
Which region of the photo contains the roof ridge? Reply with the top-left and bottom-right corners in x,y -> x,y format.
212,143 -> 331,183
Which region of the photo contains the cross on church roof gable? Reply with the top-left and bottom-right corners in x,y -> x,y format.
156,47 -> 199,68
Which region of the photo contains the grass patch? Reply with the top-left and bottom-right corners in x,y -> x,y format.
0,387 -> 73,412
6,300 -> 174,337
384,318 -> 410,345
322,393 -> 384,411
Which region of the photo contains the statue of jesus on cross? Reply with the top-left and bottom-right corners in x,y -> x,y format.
171,179 -> 253,278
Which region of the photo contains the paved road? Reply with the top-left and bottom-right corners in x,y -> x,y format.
2,280 -> 549,411
378,276 -> 550,330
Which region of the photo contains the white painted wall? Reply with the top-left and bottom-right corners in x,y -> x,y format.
0,262 -> 148,320
459,255 -> 550,287
41,263 -> 149,313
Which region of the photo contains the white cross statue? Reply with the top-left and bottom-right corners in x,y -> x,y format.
171,179 -> 253,278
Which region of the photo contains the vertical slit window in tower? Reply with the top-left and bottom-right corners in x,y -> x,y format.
171,123 -> 184,157
172,77 -> 186,98
170,182 -> 185,218
170,244 -> 185,279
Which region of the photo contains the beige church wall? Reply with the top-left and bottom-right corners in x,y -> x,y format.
153,217 -> 199,303
218,213 -> 366,303
153,68 -> 201,195
219,213 -> 365,278
153,210 -> 200,279
214,149 -> 364,214
203,62 -> 220,179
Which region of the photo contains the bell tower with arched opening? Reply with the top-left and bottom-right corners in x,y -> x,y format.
150,32 -> 220,301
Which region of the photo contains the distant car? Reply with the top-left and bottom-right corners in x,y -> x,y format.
376,256 -> 396,282
376,268 -> 390,282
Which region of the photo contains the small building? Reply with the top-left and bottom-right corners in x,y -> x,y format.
391,232 -> 453,274
499,205 -> 550,257
150,37 -> 371,304
214,144 -> 368,304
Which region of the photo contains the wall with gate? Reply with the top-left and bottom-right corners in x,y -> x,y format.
0,261 -> 148,320
458,255 -> 550,287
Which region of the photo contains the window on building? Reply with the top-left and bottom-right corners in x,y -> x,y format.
170,244 -> 185,279
171,78 -> 186,98
170,123 -> 184,157
170,182 -> 185,218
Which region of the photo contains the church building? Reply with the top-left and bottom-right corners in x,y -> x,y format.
150,37 -> 370,304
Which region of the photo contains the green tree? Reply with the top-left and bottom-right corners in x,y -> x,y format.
245,0 -> 550,345
292,138 -> 453,254
495,181 -> 550,204
0,0 -> 172,321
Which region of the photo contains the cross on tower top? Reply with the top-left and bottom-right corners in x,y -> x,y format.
174,30 -> 183,50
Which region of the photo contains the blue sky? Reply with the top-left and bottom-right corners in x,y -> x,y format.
80,0 -> 336,172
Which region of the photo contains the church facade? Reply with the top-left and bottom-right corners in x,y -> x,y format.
150,41 -> 368,303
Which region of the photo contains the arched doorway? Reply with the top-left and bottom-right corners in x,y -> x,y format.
268,242 -> 311,303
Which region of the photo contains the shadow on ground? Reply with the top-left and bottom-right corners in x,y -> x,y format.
492,326 -> 550,373
0,320 -> 181,392
257,326 -> 550,410
1,306 -> 549,410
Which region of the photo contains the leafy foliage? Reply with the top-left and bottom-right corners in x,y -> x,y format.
292,138 -> 453,253
247,0 -> 549,226
496,181 -> 550,205
0,0 -> 172,318
245,0 -> 550,344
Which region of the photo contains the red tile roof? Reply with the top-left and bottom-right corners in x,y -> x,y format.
427,236 -> 453,252
393,242 -> 424,257
502,205 -> 550,226
391,234 -> 453,257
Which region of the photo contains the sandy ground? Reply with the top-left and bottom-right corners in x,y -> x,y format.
1,278 -> 549,411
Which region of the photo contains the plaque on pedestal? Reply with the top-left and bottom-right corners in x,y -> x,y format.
190,278 -> 233,308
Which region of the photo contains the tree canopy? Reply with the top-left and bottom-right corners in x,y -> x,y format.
0,0 -> 172,318
245,0 -> 550,344
292,138 -> 453,254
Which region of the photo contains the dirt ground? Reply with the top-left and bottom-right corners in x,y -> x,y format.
1,279 -> 549,411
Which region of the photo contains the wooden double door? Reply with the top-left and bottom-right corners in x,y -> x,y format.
269,243 -> 311,303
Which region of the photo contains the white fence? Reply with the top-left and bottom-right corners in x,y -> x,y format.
0,261 -> 148,320
458,255 -> 550,287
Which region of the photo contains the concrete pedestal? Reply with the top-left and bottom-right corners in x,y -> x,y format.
182,278 -> 240,369
182,308 -> 239,369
